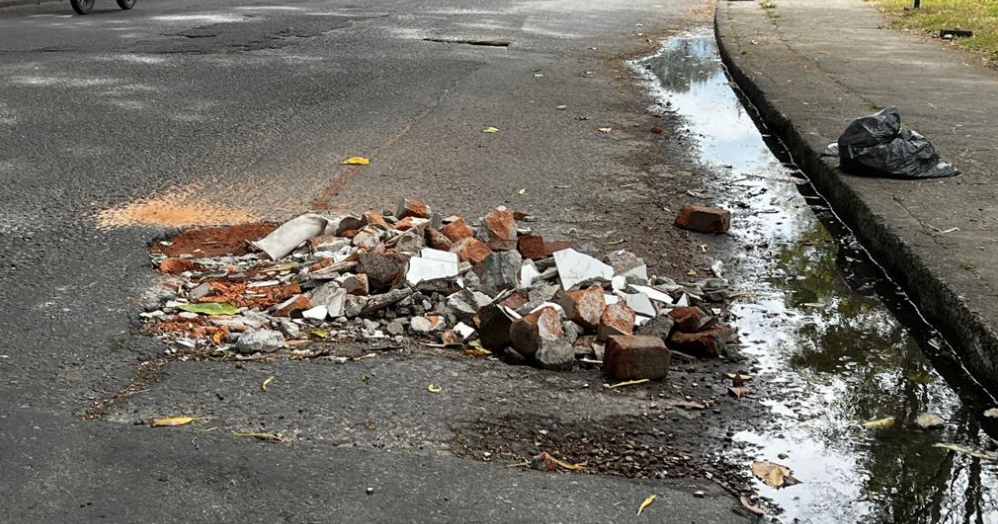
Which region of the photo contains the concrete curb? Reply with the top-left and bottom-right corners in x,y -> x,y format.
714,5 -> 998,392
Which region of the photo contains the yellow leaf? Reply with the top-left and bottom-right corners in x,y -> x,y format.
517,188 -> 526,195
598,127 -> 612,133
552,457 -> 586,471
261,376 -> 275,392
482,126 -> 499,133
427,384 -> 442,393
862,417 -> 895,430
464,347 -> 492,357
637,494 -> 656,516
342,156 -> 371,165
151,416 -> 202,427
310,328 -> 330,339
608,379 -> 649,389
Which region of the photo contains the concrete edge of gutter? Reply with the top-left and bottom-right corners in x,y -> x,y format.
714,5 -> 998,394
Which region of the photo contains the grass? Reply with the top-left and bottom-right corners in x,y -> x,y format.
873,0 -> 998,64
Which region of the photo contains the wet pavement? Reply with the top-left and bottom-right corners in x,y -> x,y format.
635,30 -> 998,523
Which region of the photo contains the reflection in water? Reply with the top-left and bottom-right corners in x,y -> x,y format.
634,31 -> 998,523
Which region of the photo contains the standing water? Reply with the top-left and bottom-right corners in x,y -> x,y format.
633,30 -> 998,523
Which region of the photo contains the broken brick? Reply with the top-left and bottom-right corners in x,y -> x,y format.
597,302 -> 635,341
545,240 -> 573,257
395,216 -> 430,233
675,204 -> 730,234
512,210 -> 530,221
425,227 -> 454,251
668,306 -> 705,333
274,294 -> 311,317
557,286 -> 606,330
397,198 -> 432,219
440,218 -> 474,243
483,207 -> 517,251
517,235 -> 548,261
451,237 -> 492,265
477,303 -> 518,351
668,326 -> 732,358
509,306 -> 563,359
604,335 -> 670,380
499,290 -> 529,310
159,257 -> 196,275
363,210 -> 391,229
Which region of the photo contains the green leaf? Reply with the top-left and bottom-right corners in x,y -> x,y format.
178,302 -> 238,316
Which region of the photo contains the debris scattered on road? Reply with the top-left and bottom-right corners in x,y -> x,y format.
740,496 -> 766,516
933,442 -> 997,460
341,156 -> 371,166
482,126 -> 499,133
984,408 -> 998,419
751,460 -> 800,488
636,494 -> 656,515
427,384 -> 442,393
674,204 -> 730,234
836,107 -> 959,179
232,431 -> 287,442
141,200 -> 736,378
150,416 -> 202,427
261,376 -> 275,391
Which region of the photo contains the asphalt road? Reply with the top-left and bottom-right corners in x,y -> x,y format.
0,0 -> 752,522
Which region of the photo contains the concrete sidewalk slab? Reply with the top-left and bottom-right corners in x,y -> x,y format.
716,0 -> 998,391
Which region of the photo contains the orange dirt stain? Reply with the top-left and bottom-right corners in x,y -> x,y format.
97,190 -> 259,229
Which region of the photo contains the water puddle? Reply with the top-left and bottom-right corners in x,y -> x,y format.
634,30 -> 998,523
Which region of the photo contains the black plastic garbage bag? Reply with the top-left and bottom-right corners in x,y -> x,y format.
837,107 -> 959,179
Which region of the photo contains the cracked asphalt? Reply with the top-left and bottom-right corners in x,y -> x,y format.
0,0 -> 757,522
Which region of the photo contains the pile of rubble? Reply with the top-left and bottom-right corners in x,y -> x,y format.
142,200 -> 735,379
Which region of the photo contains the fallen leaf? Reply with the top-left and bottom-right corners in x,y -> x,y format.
739,496 -> 765,516
517,188 -> 526,195
862,417 -> 895,430
598,127 -> 612,133
933,442 -> 995,459
728,386 -> 751,399
341,156 -> 370,165
553,184 -> 572,189
751,461 -> 800,488
608,378 -> 650,389
552,457 -> 586,471
427,384 -> 442,393
726,373 -> 753,381
310,328 -> 330,339
464,347 -> 492,357
178,302 -> 238,316
151,416 -> 202,427
261,376 -> 275,392
233,432 -> 286,442
211,329 -> 227,344
482,126 -> 499,133
637,494 -> 656,516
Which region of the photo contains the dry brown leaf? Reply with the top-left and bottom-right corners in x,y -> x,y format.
751,461 -> 800,488
739,496 -> 765,516
150,416 -> 203,427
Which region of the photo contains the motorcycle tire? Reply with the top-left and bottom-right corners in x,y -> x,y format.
71,0 -> 94,14
116,0 -> 136,9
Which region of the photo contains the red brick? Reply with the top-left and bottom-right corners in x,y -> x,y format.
498,290 -> 529,310
512,210 -> 530,221
484,208 -> 517,251
674,204 -> 730,234
274,294 -> 311,317
159,258 -> 196,275
425,227 -> 453,251
557,286 -> 606,330
597,302 -> 635,341
509,306 -> 563,358
363,210 -> 391,229
450,237 -> 492,265
440,218 -> 473,243
517,235 -> 548,260
604,335 -> 670,380
397,198 -> 432,219
545,240 -> 572,257
668,306 -> 705,333
394,216 -> 429,232
668,326 -> 732,358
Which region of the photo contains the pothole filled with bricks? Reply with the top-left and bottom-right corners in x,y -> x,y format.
137,199 -> 764,503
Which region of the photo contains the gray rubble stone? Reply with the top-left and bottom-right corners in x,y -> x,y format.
474,250 -> 523,295
534,339 -> 575,371
236,329 -> 285,354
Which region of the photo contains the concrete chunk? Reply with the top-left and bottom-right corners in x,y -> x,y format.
554,248 -> 614,290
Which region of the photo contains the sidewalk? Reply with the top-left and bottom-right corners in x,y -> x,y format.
716,0 -> 998,392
